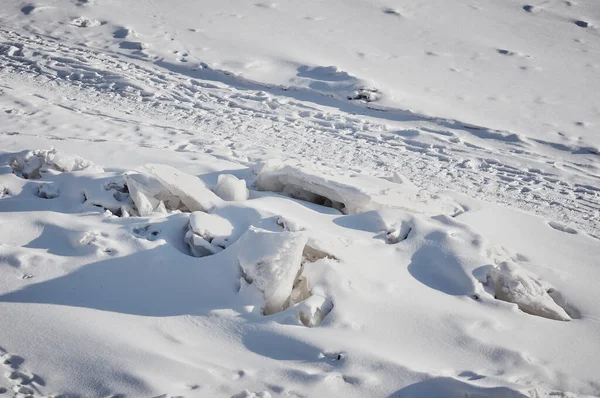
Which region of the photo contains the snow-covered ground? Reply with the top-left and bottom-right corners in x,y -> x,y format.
0,0 -> 599,397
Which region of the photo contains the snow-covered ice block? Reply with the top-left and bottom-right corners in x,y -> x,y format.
237,226 -> 308,315
37,183 -> 60,199
123,172 -> 186,216
490,261 -> 570,321
10,149 -> 103,179
215,174 -> 248,201
124,173 -> 164,216
185,212 -> 234,257
253,160 -> 461,215
145,164 -> 223,212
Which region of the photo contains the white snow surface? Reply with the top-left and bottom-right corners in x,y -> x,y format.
0,1 -> 599,398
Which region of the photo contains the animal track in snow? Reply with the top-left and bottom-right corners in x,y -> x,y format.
0,349 -> 44,397
574,20 -> 590,28
0,28 -> 597,238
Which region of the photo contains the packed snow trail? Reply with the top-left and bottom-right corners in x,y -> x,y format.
1,28 -> 598,237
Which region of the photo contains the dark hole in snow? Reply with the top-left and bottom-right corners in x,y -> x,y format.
119,41 -> 145,50
113,27 -> 130,39
21,5 -> 35,15
497,49 -> 515,56
522,5 -> 535,12
574,20 -> 589,28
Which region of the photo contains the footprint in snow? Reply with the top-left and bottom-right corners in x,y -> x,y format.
497,49 -> 516,56
20,5 -> 35,15
382,8 -> 402,16
112,27 -> 131,39
574,20 -> 590,28
1,351 -> 44,396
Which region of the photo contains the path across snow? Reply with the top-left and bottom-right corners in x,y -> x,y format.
0,28 -> 598,238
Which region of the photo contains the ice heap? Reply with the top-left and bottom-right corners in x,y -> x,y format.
6,149 -> 575,323
10,148 -> 103,179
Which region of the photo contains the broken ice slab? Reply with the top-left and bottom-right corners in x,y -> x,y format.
253,160 -> 462,216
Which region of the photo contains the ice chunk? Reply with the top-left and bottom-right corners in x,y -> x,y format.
124,172 -> 183,215
215,174 -> 248,201
490,261 -> 570,321
252,159 -> 285,192
253,160 -> 461,215
10,149 -> 103,179
185,212 -> 234,257
124,174 -> 162,216
296,295 -> 334,327
237,226 -> 308,315
145,164 -> 223,212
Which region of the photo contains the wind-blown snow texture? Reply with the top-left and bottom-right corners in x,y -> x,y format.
0,1 -> 599,397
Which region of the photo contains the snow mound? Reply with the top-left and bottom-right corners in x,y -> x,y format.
10,149 -> 103,179
215,174 -> 249,201
294,65 -> 380,103
237,226 -> 308,315
253,160 -> 462,215
488,261 -> 571,321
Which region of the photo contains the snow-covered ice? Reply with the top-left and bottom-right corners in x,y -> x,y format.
0,0 -> 599,397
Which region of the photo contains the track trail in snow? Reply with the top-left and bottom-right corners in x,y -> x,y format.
0,27 -> 598,236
